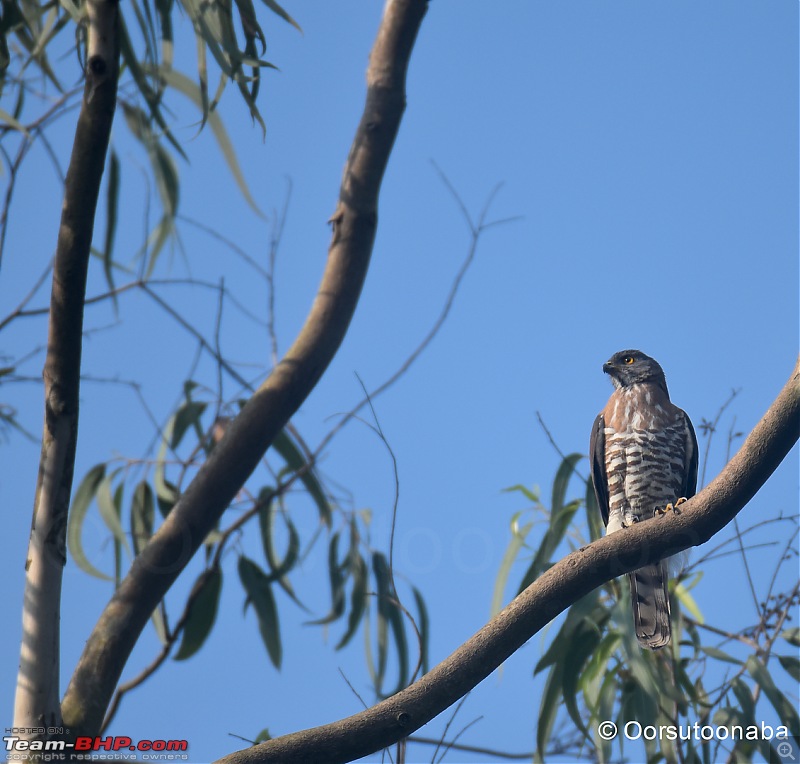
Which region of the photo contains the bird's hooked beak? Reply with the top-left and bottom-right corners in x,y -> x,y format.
602,360 -> 623,389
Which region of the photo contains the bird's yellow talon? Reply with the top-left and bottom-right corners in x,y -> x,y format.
667,498 -> 687,515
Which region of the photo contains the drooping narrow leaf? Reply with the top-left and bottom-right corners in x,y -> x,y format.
625,636 -> 661,709
673,579 -> 704,622
699,646 -> 740,665
781,627 -> 800,646
307,532 -> 346,625
270,428 -> 331,526
363,606 -> 377,690
102,149 -> 120,303
257,0 -> 302,32
10,8 -> 63,92
192,26 -> 209,125
174,566 -> 223,660
584,475 -> 603,542
491,514 -> 532,617
411,585 -> 429,677
730,678 -> 757,733
672,659 -> 700,711
67,464 -> 112,581
561,620 -> 602,740
95,468 -> 131,555
373,551 -> 408,697
120,102 -> 181,273
335,554 -> 368,651
594,669 -> 618,764
746,655 -> 800,733
239,556 -> 281,668
154,447 -> 180,518
535,590 -> 599,675
534,655 -> 564,764
127,0 -> 158,69
502,483 -> 540,503
131,481 -> 155,556
518,498 -> 581,594
118,14 -> 184,159
147,600 -> 168,646
112,481 -> 125,586
778,654 -> 800,682
551,453 -> 583,514
154,0 -> 174,68
580,632 -> 620,702
234,0 -> 265,103
372,551 -> 392,694
170,400 -> 207,449
258,497 -> 300,582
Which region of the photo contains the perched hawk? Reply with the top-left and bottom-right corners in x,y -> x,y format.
590,350 -> 698,649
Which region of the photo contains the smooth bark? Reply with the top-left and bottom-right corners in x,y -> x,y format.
13,0 -> 120,739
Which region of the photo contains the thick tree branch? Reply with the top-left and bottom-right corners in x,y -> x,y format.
216,357 -> 799,764
13,0 -> 120,737
61,0 -> 429,737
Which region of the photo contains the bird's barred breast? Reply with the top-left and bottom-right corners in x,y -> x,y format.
602,385 -> 688,531
604,425 -> 687,527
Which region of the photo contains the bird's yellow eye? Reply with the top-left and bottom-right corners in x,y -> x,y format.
623,356 -> 635,365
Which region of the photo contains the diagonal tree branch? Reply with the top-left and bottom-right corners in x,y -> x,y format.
13,0 -> 120,739
60,0 -> 429,738
215,356 -> 799,764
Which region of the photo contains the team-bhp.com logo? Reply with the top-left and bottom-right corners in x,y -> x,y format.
4,734 -> 189,760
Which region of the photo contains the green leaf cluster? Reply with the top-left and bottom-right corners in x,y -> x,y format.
67,377 -> 428,707
1,0 -> 292,281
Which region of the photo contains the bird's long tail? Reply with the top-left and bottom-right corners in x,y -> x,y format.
629,562 -> 671,649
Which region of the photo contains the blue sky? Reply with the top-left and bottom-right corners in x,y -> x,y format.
1,2 -> 798,762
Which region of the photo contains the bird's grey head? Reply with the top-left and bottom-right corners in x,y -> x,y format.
603,350 -> 669,394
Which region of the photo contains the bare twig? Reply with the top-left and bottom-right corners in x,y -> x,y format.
179,214 -> 270,280
430,693 -> 471,764
315,166 -> 520,459
686,514 -> 794,571
0,90 -> 81,267
732,515 -> 761,616
536,410 -> 588,483
338,667 -> 370,711
698,388 -> 739,489
763,528 -> 800,623
683,616 -> 759,650
0,260 -> 55,332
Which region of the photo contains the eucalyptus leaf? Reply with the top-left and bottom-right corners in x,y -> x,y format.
174,566 -> 223,661
95,468 -> 131,555
67,464 -> 112,581
131,481 -> 155,557
335,554 -> 367,651
745,655 -> 800,734
239,556 -> 281,668
271,428 -> 331,526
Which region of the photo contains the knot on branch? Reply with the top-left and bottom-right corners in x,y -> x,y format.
88,56 -> 107,76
